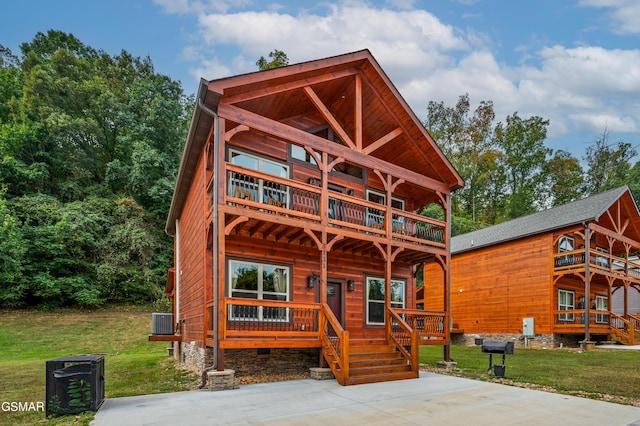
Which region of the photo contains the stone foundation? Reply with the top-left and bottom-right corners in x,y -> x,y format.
207,369 -> 237,391
452,333 -> 577,349
174,341 -> 214,373
224,348 -> 320,379
310,367 -> 334,380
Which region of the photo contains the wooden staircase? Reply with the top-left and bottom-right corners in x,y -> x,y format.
323,339 -> 418,386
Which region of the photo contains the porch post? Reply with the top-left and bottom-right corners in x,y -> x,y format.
444,193 -> 451,362
320,153 -> 329,304
215,115 -> 226,370
584,225 -> 591,346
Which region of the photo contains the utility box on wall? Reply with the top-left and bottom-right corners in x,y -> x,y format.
523,317 -> 535,337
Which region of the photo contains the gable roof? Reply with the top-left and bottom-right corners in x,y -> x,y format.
166,50 -> 463,234
451,186 -> 639,254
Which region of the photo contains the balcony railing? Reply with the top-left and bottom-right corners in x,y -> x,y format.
222,164 -> 446,248
553,248 -> 640,281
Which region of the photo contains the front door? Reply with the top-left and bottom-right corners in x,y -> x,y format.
327,281 -> 343,327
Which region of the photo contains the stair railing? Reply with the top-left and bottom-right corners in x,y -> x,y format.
610,312 -> 634,345
320,304 -> 349,385
628,313 -> 640,343
387,308 -> 418,374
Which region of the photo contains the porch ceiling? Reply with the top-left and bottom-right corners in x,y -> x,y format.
225,214 -> 437,265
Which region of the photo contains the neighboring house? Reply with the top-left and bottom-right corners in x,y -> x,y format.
422,186 -> 640,348
151,50 -> 464,386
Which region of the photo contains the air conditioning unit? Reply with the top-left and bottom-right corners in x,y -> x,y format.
152,313 -> 174,335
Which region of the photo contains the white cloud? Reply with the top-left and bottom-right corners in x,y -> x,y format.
578,0 -> 640,34
168,0 -> 639,150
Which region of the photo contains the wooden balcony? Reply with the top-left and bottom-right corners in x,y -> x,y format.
553,248 -> 640,285
211,164 -> 446,262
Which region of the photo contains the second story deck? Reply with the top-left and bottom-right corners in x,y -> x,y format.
209,162 -> 447,263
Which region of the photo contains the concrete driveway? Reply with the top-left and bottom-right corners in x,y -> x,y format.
91,372 -> 640,425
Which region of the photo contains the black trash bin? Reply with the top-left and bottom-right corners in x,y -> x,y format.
46,355 -> 105,417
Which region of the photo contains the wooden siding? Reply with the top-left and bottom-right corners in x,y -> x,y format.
424,233 -> 552,334
224,235 -> 415,341
177,150 -> 207,345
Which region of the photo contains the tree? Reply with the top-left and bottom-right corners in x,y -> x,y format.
0,30 -> 189,308
256,49 -> 289,70
425,94 -> 502,225
543,150 -> 584,206
495,112 -> 550,219
584,128 -> 636,194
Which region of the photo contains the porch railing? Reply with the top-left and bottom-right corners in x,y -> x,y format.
394,308 -> 446,343
223,297 -> 321,339
553,309 -> 610,326
320,303 -> 348,386
223,164 -> 447,248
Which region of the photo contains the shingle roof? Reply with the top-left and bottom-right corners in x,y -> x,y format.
451,186 -> 631,254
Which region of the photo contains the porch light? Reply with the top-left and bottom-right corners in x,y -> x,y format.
307,274 -> 318,289
348,280 -> 355,292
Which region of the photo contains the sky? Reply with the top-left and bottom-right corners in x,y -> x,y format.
2,0 -> 639,160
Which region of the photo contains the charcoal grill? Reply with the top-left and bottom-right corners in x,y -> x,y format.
481,341 -> 514,377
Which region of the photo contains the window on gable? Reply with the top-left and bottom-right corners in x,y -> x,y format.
290,126 -> 364,180
366,277 -> 405,325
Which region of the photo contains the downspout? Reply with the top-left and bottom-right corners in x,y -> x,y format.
198,98 -> 220,388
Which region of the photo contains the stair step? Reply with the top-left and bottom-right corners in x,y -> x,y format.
349,357 -> 406,368
346,370 -> 418,386
349,363 -> 412,376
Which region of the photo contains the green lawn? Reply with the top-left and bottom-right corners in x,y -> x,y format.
420,345 -> 640,406
2,310 -> 638,425
0,308 -> 198,426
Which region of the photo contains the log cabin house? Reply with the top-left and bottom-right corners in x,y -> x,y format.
151,50 -> 464,386
422,186 -> 640,348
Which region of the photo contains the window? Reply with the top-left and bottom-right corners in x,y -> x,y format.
228,260 -> 290,321
596,247 -> 609,268
595,295 -> 608,324
558,289 -> 575,322
366,277 -> 405,325
557,235 -> 575,266
366,189 -> 405,230
290,126 -> 364,180
229,149 -> 289,207
558,236 -> 574,252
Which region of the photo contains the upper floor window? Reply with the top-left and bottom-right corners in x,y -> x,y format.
366,277 -> 405,325
228,259 -> 290,322
290,126 -> 364,180
366,189 -> 405,229
558,235 -> 574,252
228,149 -> 289,208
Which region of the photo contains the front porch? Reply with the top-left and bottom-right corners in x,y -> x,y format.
553,310 -> 640,345
210,298 -> 447,385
